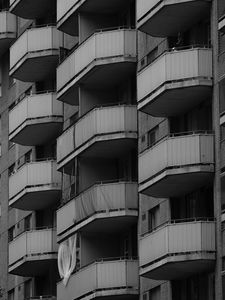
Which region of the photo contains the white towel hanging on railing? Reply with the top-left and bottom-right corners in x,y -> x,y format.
58,234 -> 77,286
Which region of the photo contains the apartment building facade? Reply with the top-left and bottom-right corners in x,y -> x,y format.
0,0 -> 224,300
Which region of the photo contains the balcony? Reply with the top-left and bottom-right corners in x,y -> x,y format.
27,297 -> 56,300
9,92 -> 63,146
57,0 -> 134,36
139,220 -> 215,280
0,11 -> 16,56
219,15 -> 225,33
57,29 -> 136,104
57,105 -> 137,172
137,0 -> 211,37
8,228 -> 57,276
138,47 -> 212,117
9,160 -> 61,211
10,0 -> 55,19
57,182 -> 138,241
10,26 -> 63,82
57,259 -> 138,300
139,133 -> 214,198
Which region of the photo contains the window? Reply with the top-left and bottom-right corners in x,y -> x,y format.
147,126 -> 159,148
149,287 -> 160,300
8,289 -> 14,300
24,214 -> 32,231
148,205 -> 160,232
8,226 -> 15,242
24,279 -> 32,299
8,163 -> 15,176
25,150 -> 32,163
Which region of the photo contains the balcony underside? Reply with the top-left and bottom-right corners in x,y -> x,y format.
9,186 -> 61,211
138,79 -> 212,117
58,211 -> 138,242
10,118 -> 63,146
139,165 -> 214,198
10,50 -> 59,82
10,0 -> 55,19
58,0 -> 133,36
140,252 -> 215,280
0,34 -> 16,56
138,0 -> 210,37
57,59 -> 136,104
58,134 -> 137,173
9,254 -> 57,276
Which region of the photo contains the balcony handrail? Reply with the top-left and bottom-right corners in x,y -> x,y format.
141,217 -> 215,237
59,103 -> 135,136
9,89 -> 55,111
9,157 -> 56,177
10,226 -> 56,243
58,26 -> 135,65
58,179 -> 138,209
140,130 -> 214,154
139,43 -> 212,72
25,296 -> 56,300
57,256 -> 138,284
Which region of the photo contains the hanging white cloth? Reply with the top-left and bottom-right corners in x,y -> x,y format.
58,234 -> 77,286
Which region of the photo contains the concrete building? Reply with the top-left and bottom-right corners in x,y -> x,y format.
0,0 -> 224,300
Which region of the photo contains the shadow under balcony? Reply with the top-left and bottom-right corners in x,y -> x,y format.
57,181 -> 138,242
138,47 -> 212,117
57,28 -> 136,105
137,0 -> 211,37
57,105 -> 137,172
0,11 -> 16,56
57,0 -> 134,36
9,92 -> 63,146
57,259 -> 139,300
9,160 -> 61,211
9,25 -> 63,82
139,132 -> 214,198
9,0 -> 55,19
8,228 -> 57,276
139,220 -> 215,280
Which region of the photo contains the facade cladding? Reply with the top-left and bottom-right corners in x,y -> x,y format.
0,0 -> 224,300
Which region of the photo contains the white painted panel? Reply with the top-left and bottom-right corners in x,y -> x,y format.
57,199 -> 76,234
9,164 -> 28,199
97,261 -> 126,288
9,97 -> 28,133
10,30 -> 28,68
137,0 -> 158,20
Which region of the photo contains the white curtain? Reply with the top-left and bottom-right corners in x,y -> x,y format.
58,234 -> 77,286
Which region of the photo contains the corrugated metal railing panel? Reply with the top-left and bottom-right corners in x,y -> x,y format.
57,29 -> 136,92
57,260 -> 138,300
137,49 -> 212,103
139,134 -> 214,184
9,161 -> 60,199
10,27 -> 63,69
57,126 -> 75,162
9,229 -> 57,266
9,93 -> 63,134
140,221 -> 215,267
57,182 -> 138,235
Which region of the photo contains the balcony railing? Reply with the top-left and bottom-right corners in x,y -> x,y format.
57,259 -> 138,300
57,0 -> 78,34
9,160 -> 61,210
57,105 -> 137,169
9,92 -> 63,145
137,0 -> 211,37
219,15 -> 225,33
0,11 -> 16,55
57,28 -> 136,103
9,0 -> 55,19
10,25 -> 63,82
139,132 -> 214,197
137,47 -> 212,116
9,228 -> 57,275
57,181 -> 138,237
139,220 -> 215,280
